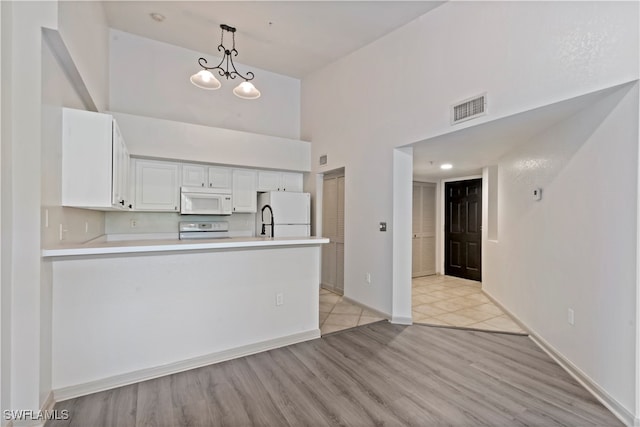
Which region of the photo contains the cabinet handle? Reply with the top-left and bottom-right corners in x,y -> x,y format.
201,183 -> 204,187
174,206 -> 178,211
128,204 -> 132,209
119,200 -> 125,206
209,183 -> 212,187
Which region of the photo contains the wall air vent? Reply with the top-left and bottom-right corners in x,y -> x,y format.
319,154 -> 328,165
451,93 -> 487,125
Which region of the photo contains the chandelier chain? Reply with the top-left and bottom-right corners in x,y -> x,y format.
196,24 -> 254,82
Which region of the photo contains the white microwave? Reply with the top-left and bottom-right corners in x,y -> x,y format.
180,187 -> 233,215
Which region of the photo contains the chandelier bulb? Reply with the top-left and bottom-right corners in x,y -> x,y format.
190,70 -> 221,90
233,81 -> 261,100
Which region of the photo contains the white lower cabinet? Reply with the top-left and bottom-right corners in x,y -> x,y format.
232,169 -> 257,213
133,159 -> 180,211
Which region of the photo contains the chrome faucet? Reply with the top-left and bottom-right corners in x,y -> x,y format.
261,204 -> 274,237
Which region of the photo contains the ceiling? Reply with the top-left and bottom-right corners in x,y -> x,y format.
103,1 -> 444,79
411,84 -> 627,181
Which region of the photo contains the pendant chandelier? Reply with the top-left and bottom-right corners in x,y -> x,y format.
190,24 -> 261,100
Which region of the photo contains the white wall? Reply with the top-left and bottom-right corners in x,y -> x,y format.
483,83 -> 638,418
50,246 -> 320,394
0,1 -> 8,421
109,29 -> 301,140
0,0 -> 111,421
302,0 -> 638,315
41,39 -> 105,249
105,212 -> 255,237
2,0 -> 58,417
57,1 -> 109,112
112,112 -> 310,172
302,1 -> 638,419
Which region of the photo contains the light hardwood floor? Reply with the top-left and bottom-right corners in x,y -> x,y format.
47,322 -> 621,427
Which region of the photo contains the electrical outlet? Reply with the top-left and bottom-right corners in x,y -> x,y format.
130,219 -> 138,228
568,308 -> 575,326
276,293 -> 284,306
365,273 -> 372,284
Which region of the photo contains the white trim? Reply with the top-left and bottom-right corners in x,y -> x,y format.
53,329 -> 320,402
390,316 -> 412,325
481,289 -> 530,334
484,289 -> 633,426
530,333 -> 635,427
636,77 -> 640,427
40,391 -> 55,413
392,148 -> 413,323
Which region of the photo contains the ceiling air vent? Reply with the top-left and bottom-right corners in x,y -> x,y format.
451,93 -> 487,125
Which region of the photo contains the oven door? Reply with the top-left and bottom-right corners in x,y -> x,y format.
180,190 -> 231,215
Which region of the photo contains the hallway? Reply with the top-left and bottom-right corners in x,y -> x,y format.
320,275 -> 525,335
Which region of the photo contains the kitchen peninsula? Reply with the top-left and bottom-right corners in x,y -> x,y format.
43,236 -> 328,400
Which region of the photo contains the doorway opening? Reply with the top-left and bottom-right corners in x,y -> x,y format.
444,178 -> 482,281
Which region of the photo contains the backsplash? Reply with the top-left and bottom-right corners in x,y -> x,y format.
41,206 -> 105,247
105,211 -> 256,236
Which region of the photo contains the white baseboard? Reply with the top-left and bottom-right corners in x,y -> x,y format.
390,316 -> 412,325
40,391 -> 55,413
483,289 -> 634,427
1,391 -> 56,427
530,333 -> 635,427
53,329 -> 320,402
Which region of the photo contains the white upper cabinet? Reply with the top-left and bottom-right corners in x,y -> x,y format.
232,169 -> 257,213
133,159 -> 180,212
181,164 -> 208,188
281,172 -> 303,192
207,167 -> 232,189
181,164 -> 232,189
257,171 -> 303,192
62,108 -> 131,210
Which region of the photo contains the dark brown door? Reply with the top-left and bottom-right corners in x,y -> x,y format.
445,179 -> 482,281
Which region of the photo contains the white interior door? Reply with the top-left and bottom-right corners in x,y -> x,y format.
321,171 -> 345,294
412,182 -> 436,277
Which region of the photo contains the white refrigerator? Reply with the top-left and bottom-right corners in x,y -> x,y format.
257,192 -> 310,237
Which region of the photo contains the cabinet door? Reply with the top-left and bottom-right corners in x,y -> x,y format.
281,172 -> 303,192
208,166 -> 232,189
232,169 -> 257,213
62,108 -> 114,209
257,170 -> 281,191
112,121 -> 130,209
182,164 -> 207,187
133,160 -> 180,211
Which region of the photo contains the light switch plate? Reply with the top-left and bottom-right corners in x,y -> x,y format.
533,188 -> 542,201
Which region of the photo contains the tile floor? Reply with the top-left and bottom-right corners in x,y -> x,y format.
319,289 -> 386,335
411,274 -> 525,333
319,274 -> 525,335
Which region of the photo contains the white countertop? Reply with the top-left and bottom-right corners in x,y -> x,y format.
42,236 -> 329,258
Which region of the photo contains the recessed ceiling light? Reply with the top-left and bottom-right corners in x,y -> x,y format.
440,163 -> 453,170
150,12 -> 165,22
